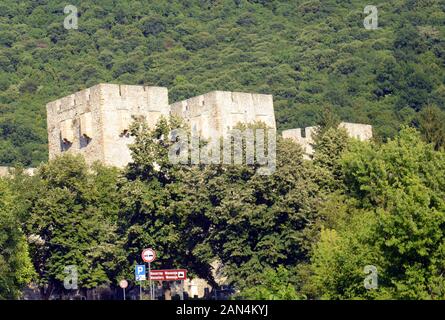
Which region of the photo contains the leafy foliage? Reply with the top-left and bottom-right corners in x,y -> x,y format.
236,266 -> 304,300
24,155 -> 122,298
413,104 -> 445,151
308,128 -> 445,299
117,117 -> 216,287
0,0 -> 444,165
200,134 -> 322,288
118,118 -> 326,291
4,118 -> 445,300
0,178 -> 34,299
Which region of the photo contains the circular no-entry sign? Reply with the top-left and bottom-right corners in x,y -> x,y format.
141,248 -> 157,263
119,279 -> 128,289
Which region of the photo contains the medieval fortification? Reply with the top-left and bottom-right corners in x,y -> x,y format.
45,83 -> 372,167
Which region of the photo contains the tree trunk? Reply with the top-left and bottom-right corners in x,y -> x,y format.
40,283 -> 54,300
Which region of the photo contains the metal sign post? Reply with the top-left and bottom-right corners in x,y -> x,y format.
119,280 -> 128,300
141,248 -> 157,300
135,265 -> 146,300
180,280 -> 184,300
148,262 -> 152,300
149,268 -> 187,299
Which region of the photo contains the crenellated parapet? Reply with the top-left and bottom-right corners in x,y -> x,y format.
46,84 -> 169,167
0,166 -> 36,177
47,85 -> 277,168
282,122 -> 373,159
170,91 -> 275,139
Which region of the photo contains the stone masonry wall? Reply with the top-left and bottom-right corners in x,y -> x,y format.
170,91 -> 276,139
282,122 -> 373,159
339,122 -> 373,140
46,84 -> 169,167
281,126 -> 318,159
0,166 -> 35,177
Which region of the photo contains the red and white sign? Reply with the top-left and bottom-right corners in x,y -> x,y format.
149,269 -> 187,281
119,279 -> 128,289
141,248 -> 156,263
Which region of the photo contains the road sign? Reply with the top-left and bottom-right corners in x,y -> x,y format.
141,248 -> 157,263
119,279 -> 128,301
149,269 -> 187,281
119,279 -> 128,289
135,265 -> 146,281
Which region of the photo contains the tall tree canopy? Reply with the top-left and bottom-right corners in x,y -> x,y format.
0,177 -> 34,299
308,128 -> 445,299
24,155 -> 121,299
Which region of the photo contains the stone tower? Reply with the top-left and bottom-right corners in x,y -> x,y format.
170,91 -> 276,139
46,84 -> 169,167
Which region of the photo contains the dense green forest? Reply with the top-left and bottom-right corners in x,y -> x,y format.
2,118 -> 445,299
0,0 -> 444,166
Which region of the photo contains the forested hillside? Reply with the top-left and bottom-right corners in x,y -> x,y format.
0,0 -> 444,166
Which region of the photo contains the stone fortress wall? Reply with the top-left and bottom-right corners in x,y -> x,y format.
46,84 -> 169,168
170,90 -> 276,139
46,84 -> 277,168
0,166 -> 36,177
282,122 -> 373,159
45,84 -> 373,167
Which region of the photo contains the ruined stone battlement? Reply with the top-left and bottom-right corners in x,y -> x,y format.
339,122 -> 373,140
282,122 -> 373,159
0,166 -> 36,177
282,126 -> 318,158
46,84 -> 169,167
46,84 -> 169,114
170,91 -> 275,139
47,85 -> 276,168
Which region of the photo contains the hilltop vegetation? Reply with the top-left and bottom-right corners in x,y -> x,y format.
0,0 -> 444,166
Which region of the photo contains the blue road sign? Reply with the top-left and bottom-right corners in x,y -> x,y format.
135,265 -> 146,281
